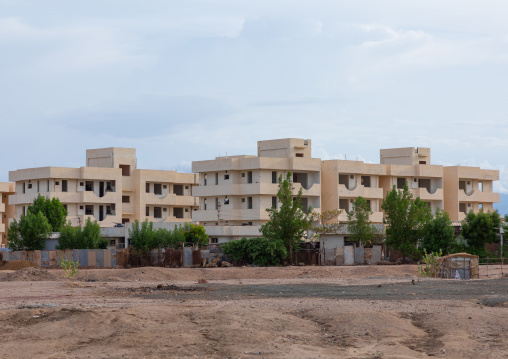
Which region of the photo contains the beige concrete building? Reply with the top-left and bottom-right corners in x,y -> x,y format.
443,166 -> 499,221
0,182 -> 15,247
8,148 -> 198,228
322,146 -> 498,224
193,140 -> 499,244
192,138 -> 321,243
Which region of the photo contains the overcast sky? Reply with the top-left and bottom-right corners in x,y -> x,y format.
1,1 -> 507,203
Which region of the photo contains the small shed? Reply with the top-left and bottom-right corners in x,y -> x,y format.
438,253 -> 479,279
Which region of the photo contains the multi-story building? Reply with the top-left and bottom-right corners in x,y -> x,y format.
379,147 -> 445,214
8,148 -> 199,228
443,166 -> 499,221
192,139 -> 500,244
0,182 -> 15,247
192,138 -> 321,243
321,160 -> 386,223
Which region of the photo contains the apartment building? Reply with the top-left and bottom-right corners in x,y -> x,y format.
321,160 -> 387,223
379,147 -> 444,214
193,139 -> 499,244
192,138 -> 321,243
8,148 -> 198,228
443,166 -> 499,221
0,182 -> 15,247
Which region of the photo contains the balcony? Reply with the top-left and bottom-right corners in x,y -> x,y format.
338,184 -> 384,199
193,208 -> 269,222
410,188 -> 443,201
338,211 -> 384,224
145,193 -> 196,207
193,182 -> 320,197
9,192 -> 81,205
80,190 -> 120,204
458,190 -> 499,203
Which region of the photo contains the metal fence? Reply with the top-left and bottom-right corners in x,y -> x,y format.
479,258 -> 506,279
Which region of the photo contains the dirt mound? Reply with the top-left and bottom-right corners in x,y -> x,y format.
0,260 -> 38,271
0,267 -> 60,282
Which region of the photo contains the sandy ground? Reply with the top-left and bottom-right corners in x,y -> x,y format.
0,265 -> 506,359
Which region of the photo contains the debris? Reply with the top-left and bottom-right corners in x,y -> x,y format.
198,279 -> 208,284
220,261 -> 232,268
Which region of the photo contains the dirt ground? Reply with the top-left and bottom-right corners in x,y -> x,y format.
0,265 -> 507,359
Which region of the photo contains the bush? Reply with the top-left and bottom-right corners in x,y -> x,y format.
57,218 -> 107,249
222,237 -> 287,266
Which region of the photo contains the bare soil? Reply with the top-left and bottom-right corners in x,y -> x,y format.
0,265 -> 506,359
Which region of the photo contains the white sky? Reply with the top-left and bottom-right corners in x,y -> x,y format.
1,1 -> 507,202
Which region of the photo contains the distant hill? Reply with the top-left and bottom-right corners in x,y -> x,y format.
494,193 -> 508,216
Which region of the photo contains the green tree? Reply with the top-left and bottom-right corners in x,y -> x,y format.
7,212 -> 52,251
57,221 -> 81,249
261,172 -> 314,264
129,219 -> 154,254
461,210 -> 501,257
181,223 -> 209,248
57,218 -> 107,249
347,197 -> 378,246
421,209 -> 456,254
27,194 -> 67,232
381,183 -> 432,262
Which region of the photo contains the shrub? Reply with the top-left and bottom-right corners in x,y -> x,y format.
222,237 -> 287,266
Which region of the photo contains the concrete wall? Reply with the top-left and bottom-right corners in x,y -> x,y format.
2,249 -> 118,268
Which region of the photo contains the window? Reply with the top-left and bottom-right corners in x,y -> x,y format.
22,183 -> 25,193
215,173 -> 219,185
146,206 -> 150,216
122,196 -> 130,203
63,204 -> 68,212
204,174 -> 207,186
55,181 -> 60,185
163,207 -> 167,212
173,185 -> 184,195
296,153 -> 304,157
174,208 -> 184,218
62,180 -> 68,192
80,205 -> 84,210
106,206 -> 112,215
272,196 -> 277,208
361,176 -> 371,188
224,198 -> 230,205
185,186 -> 189,189
80,182 -> 84,187
397,178 -> 406,189
154,183 -> 162,195
241,198 -> 245,203
241,173 -> 245,177
210,238 -> 218,244
185,208 -> 189,212
85,181 -> 94,191
27,183 -> 32,189
247,197 -> 253,209
120,164 -> 130,176
154,207 -> 162,218
224,174 -> 230,180
215,198 -> 219,210
366,200 -> 371,210
272,171 -> 277,184
85,205 -> 93,215
339,199 -> 349,210
248,171 -> 253,184
122,218 -> 130,224
146,183 -> 150,193
419,161 -> 426,164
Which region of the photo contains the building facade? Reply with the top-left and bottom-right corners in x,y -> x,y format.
0,182 -> 15,247
192,139 -> 500,243
192,138 -> 321,243
8,148 -> 199,228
